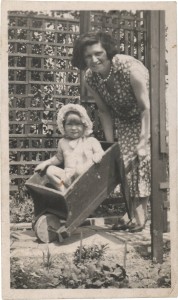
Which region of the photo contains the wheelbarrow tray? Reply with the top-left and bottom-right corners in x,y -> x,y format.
26,142 -> 132,240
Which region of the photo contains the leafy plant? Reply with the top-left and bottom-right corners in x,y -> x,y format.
10,194 -> 34,223
58,245 -> 128,288
42,246 -> 54,271
73,243 -> 109,265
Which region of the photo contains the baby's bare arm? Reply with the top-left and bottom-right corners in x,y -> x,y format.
91,138 -> 104,163
35,156 -> 61,173
35,139 -> 63,173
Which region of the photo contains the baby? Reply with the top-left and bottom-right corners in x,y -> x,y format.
35,104 -> 104,192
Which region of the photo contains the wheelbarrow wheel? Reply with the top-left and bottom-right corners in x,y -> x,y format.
34,213 -> 61,243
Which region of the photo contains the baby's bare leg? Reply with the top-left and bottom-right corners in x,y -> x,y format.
46,165 -> 66,192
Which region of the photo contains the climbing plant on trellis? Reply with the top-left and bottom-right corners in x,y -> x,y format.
9,11 -> 81,194
90,10 -> 147,64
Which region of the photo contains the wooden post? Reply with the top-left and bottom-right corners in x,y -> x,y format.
80,11 -> 91,101
148,11 -> 167,263
159,13 -> 169,233
80,11 -> 91,34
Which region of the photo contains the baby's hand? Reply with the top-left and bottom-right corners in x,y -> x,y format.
92,153 -> 103,164
34,161 -> 49,173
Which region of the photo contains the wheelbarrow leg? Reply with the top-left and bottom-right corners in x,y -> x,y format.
56,226 -> 70,243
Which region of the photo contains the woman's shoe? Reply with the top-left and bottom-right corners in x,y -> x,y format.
129,218 -> 147,233
129,224 -> 144,233
112,219 -> 135,231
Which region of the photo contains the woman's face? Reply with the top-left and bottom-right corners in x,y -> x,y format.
64,113 -> 85,139
84,42 -> 110,74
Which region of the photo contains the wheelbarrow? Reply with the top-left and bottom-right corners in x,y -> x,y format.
25,142 -> 136,243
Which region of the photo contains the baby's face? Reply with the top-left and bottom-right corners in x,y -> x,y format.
64,113 -> 85,139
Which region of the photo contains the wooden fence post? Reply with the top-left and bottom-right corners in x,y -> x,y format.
148,11 -> 167,263
79,11 -> 91,101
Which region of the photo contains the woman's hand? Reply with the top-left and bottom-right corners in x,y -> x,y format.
136,138 -> 150,157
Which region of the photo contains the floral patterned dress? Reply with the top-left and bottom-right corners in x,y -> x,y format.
85,54 -> 151,198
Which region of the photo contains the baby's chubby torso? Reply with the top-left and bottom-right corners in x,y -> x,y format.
56,136 -> 104,176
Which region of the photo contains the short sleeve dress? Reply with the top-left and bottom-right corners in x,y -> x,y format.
85,54 -> 151,198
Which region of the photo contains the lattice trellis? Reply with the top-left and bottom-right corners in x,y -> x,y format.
9,11 -> 81,191
90,10 -> 148,65
9,10 -> 149,192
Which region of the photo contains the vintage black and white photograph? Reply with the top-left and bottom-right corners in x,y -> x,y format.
1,1 -> 177,299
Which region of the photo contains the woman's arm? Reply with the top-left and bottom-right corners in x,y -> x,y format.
84,80 -> 114,143
130,69 -> 150,156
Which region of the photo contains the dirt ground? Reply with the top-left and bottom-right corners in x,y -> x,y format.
10,219 -> 171,289
11,242 -> 171,289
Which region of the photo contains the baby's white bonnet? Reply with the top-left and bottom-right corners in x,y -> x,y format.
57,103 -> 93,136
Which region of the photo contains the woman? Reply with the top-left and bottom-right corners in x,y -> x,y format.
72,31 -> 151,232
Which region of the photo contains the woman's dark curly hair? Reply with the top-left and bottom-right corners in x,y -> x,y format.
71,31 -> 118,70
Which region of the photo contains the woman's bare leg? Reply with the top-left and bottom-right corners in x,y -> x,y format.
134,196 -> 149,226
116,196 -> 149,227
